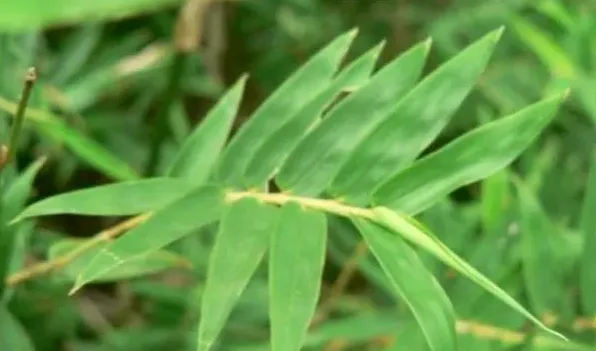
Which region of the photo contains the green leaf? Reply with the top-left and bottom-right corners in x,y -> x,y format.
198,198 -> 278,351
371,206 -> 567,341
373,93 -> 566,215
0,97 -> 139,181
515,179 -> 569,320
167,76 -> 247,182
0,307 -> 34,351
48,238 -> 190,282
276,38 -> 432,196
331,28 -> 503,203
509,15 -> 577,78
15,178 -> 198,221
71,185 -> 224,292
0,158 -> 45,298
580,153 -> 596,316
352,218 -> 456,351
243,42 -> 384,186
216,29 -> 357,186
269,203 -> 327,351
0,0 -> 183,31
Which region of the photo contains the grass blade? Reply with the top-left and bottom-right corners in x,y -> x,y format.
270,203 -> 327,351
71,185 -> 225,292
216,29 -> 357,185
353,218 -> 457,351
167,76 -> 247,183
331,28 -> 503,203
580,153 -> 596,316
276,38 -> 432,196
0,0 -> 183,31
373,92 -> 566,215
198,198 -> 278,351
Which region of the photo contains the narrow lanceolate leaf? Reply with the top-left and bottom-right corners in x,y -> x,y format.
331,28 -> 503,203
243,42 -> 384,186
48,238 -> 190,283
580,153 -> 596,315
167,76 -> 247,182
71,186 -> 224,292
270,203 -> 327,351
352,218 -> 456,351
515,179 -> 567,318
15,178 -> 198,221
373,93 -> 566,215
371,207 -> 567,341
198,198 -> 278,351
216,29 -> 357,185
276,38 -> 432,196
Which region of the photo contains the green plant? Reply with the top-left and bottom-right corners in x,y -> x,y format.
7,27 -> 574,351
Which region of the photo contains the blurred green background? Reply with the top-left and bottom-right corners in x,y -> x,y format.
1,0 -> 596,350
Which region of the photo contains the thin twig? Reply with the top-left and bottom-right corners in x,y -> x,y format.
5,214 -> 149,286
0,67 -> 37,173
312,240 -> 369,326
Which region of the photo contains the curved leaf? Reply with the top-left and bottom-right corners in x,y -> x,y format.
243,42 -> 384,186
215,29 -> 357,186
331,28 -> 503,203
270,203 -> 327,351
371,206 -> 567,341
275,38 -> 431,196
198,198 -> 278,351
353,218 -> 456,351
167,76 -> 247,182
71,185 -> 224,292
373,93 -> 566,215
15,178 -> 198,221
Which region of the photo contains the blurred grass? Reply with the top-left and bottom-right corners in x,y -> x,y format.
1,0 -> 596,350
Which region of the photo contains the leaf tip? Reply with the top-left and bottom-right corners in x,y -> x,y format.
491,26 -> 506,43
423,37 -> 433,55
346,27 -> 359,40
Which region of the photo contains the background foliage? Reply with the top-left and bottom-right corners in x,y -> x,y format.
1,0 -> 596,350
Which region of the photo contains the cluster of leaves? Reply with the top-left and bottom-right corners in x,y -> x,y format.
2,1 -> 596,351
8,25 -> 576,351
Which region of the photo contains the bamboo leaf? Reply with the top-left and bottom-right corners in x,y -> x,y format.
276,38 -> 432,196
243,42 -> 384,186
270,203 -> 327,351
15,178 -> 197,221
48,238 -> 190,282
198,198 -> 278,351
353,218 -> 456,351
373,93 -> 566,215
331,28 -> 503,203
71,185 -> 224,292
216,29 -> 357,186
167,76 -> 247,182
371,206 -> 567,341
0,307 -> 34,351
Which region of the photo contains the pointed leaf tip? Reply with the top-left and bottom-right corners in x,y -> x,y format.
492,26 -> 506,42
